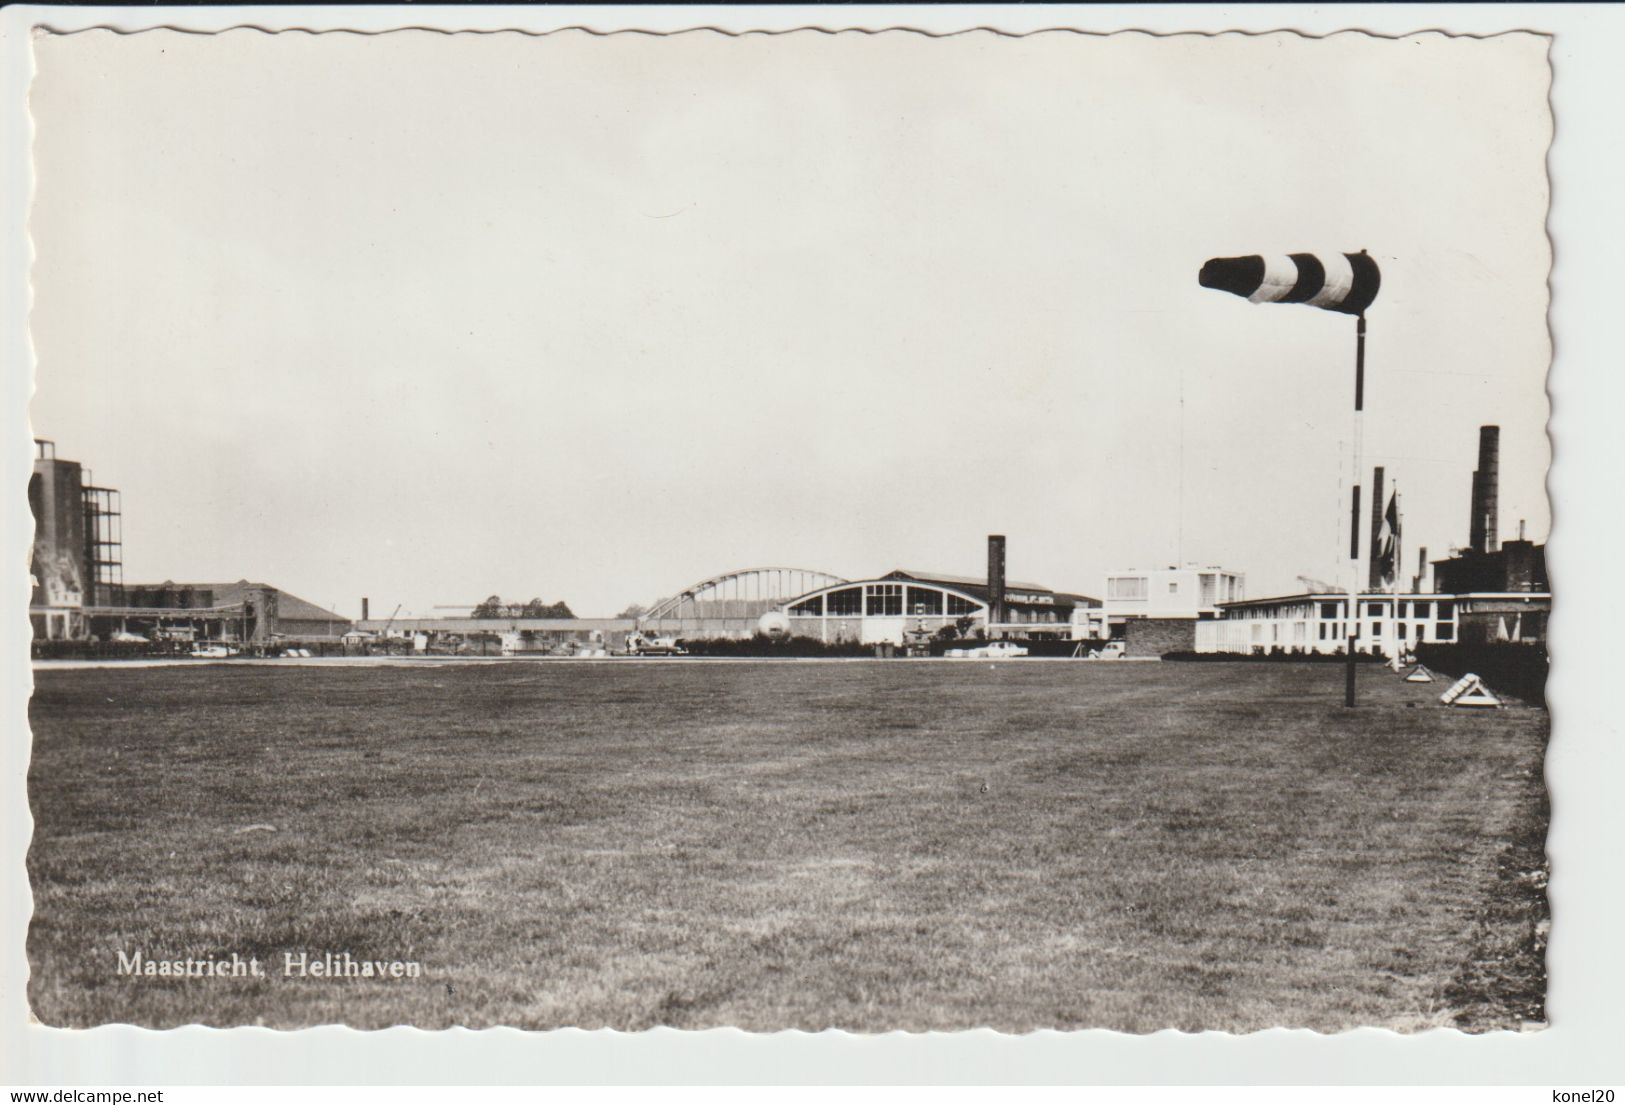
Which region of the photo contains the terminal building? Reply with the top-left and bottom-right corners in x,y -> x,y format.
1102,565 -> 1247,657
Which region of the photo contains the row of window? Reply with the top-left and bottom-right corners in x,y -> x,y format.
1302,601 -> 1454,621
1313,621 -> 1455,641
1234,601 -> 1457,621
1243,621 -> 1459,643
788,585 -> 981,619
1106,577 -> 1148,600
1108,574 -> 1244,603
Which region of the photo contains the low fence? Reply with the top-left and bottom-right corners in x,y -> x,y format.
926,636 -> 1091,658
1163,648 -> 1387,664
31,638 -> 354,661
675,636 -> 871,658
1414,643 -> 1548,707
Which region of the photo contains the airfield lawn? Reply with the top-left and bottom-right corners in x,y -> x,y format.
26,661 -> 1547,1032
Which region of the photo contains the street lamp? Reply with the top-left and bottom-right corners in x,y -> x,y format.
1199,251 -> 1381,706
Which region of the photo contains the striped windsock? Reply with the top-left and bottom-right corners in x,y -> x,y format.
1199,252 -> 1380,316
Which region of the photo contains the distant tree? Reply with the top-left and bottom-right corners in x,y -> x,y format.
471,595 -> 574,619
616,603 -> 648,619
521,598 -> 575,619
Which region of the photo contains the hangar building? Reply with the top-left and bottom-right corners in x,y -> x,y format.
780,538 -> 1101,645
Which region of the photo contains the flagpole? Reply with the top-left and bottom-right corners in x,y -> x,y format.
1394,485 -> 1403,667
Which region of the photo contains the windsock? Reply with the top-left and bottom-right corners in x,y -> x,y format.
1199,252 -> 1380,316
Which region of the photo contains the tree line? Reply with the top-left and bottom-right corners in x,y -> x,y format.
470,596 -> 575,619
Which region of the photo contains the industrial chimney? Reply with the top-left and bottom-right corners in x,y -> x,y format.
361,597 -> 369,622
1469,426 -> 1500,554
987,535 -> 1007,630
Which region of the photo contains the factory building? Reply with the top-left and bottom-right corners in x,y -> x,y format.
780,537 -> 1100,645
1194,424 -> 1548,656
1433,541 -> 1547,597
28,439 -> 122,640
110,582 -> 350,642
29,439 -> 348,645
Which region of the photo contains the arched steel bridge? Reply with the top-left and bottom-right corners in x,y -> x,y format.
643,567 -> 848,621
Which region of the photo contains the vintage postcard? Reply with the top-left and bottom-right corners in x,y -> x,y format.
19,25 -> 1552,1035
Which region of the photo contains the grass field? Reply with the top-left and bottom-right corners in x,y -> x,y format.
25,660 -> 1548,1032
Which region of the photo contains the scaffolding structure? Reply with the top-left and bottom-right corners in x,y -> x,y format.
80,479 -> 123,608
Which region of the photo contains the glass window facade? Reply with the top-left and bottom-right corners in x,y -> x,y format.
865,584 -> 902,616
906,587 -> 943,616
826,587 -> 862,616
1107,577 -> 1148,600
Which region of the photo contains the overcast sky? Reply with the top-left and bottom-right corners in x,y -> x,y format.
29,30 -> 1551,618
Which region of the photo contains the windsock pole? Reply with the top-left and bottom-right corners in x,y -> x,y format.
1196,248 -> 1380,707
1346,313 -> 1365,707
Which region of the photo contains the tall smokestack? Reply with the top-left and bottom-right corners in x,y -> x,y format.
1368,466 -> 1386,590
1470,425 -> 1500,554
987,535 -> 1006,629
361,597 -> 369,621
1415,546 -> 1428,594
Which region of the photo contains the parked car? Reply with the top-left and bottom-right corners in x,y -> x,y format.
957,640 -> 1029,659
189,643 -> 240,659
625,633 -> 686,657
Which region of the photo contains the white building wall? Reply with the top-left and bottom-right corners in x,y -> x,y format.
1198,595 -> 1459,655
1103,567 -> 1245,620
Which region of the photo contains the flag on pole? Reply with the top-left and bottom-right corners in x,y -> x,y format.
1376,489 -> 1400,585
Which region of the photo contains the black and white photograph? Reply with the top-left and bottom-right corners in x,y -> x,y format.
8,15 -> 1571,1049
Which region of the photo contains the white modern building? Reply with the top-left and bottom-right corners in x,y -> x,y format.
1193,590 -> 1550,655
1103,565 -> 1246,622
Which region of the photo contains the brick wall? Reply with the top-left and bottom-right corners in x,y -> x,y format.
1123,618 -> 1197,658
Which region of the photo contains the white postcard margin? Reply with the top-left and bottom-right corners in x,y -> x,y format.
1,1 -> 1621,1087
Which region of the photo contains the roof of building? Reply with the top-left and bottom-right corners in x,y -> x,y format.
1107,566 -> 1243,576
125,580 -> 349,623
1218,590 -> 1550,611
882,569 -> 1058,595
353,617 -> 635,633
